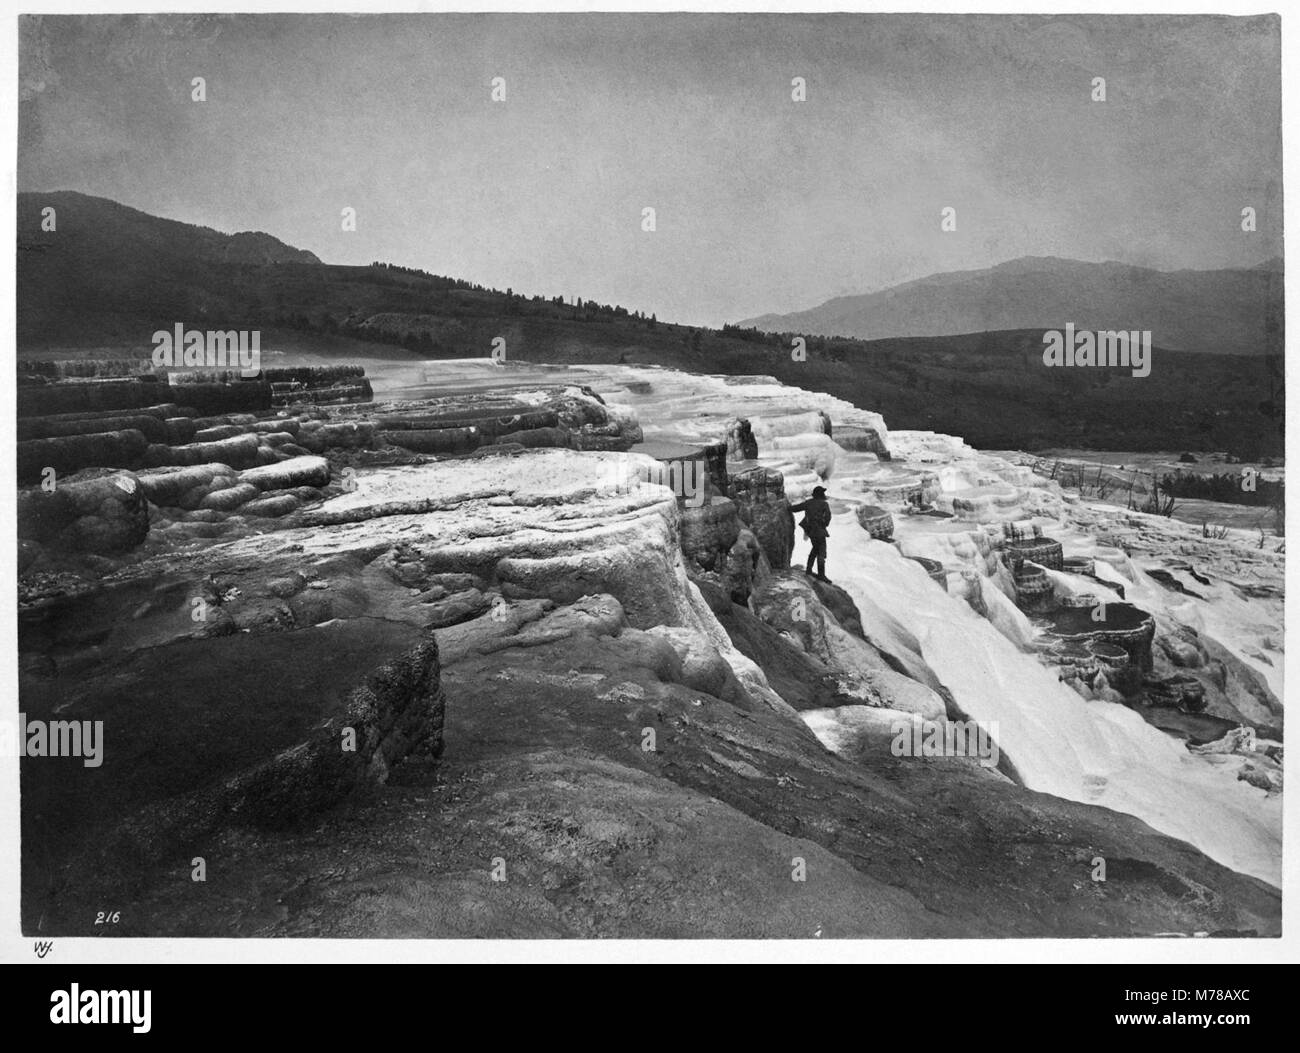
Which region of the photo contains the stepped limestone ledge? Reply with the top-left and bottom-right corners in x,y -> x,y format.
33,449 -> 783,713
553,365 -> 891,494
226,451 -> 759,649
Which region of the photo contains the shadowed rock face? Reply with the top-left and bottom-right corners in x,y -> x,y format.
20,619 -> 445,931
655,455 -> 795,600
679,499 -> 765,605
748,572 -> 950,722
196,632 -> 445,831
727,417 -> 759,460
728,467 -> 794,570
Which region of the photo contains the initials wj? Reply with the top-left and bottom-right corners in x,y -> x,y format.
35,940 -> 52,958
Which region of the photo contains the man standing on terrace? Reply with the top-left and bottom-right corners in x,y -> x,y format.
791,485 -> 833,582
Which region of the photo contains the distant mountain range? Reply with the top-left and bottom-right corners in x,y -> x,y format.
740,256 -> 1284,356
21,192 -> 1282,358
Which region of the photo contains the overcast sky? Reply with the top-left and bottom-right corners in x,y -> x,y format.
19,13 -> 1282,327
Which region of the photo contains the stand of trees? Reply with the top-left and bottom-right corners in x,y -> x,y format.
1158,470 -> 1284,509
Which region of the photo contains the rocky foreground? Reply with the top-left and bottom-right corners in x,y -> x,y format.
17,359 -> 1282,937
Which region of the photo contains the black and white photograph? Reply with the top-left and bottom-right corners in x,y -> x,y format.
3,3 -> 1295,977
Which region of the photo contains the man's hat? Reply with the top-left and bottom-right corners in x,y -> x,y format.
812,486 -> 827,498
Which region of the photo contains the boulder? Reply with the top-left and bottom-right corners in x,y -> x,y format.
17,471 -> 150,553
511,594 -> 628,643
645,625 -> 749,705
751,575 -> 835,660
1158,627 -> 1204,669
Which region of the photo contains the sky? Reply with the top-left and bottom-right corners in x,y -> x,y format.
18,13 -> 1283,328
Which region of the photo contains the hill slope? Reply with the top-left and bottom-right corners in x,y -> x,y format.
741,256 -> 1284,356
17,191 -> 319,346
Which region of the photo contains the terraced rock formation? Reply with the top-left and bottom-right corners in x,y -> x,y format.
16,359 -> 1283,936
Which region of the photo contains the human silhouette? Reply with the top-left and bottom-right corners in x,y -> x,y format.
791,485 -> 832,581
